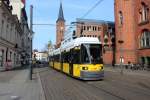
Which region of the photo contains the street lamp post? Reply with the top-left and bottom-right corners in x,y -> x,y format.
29,5 -> 33,80
118,40 -> 124,75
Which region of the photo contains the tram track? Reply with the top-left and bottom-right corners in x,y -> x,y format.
63,76 -> 127,100
85,81 -> 127,100
39,67 -> 150,100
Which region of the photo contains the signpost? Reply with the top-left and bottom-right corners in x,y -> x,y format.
118,40 -> 124,75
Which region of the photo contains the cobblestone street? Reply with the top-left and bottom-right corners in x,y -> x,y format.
39,67 -> 150,100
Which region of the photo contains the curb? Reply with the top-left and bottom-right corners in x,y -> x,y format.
105,67 -> 150,78
36,68 -> 46,100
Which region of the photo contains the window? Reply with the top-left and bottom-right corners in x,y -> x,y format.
62,52 -> 69,63
98,27 -> 101,31
81,44 -> 103,64
87,26 -> 90,31
139,3 -> 149,22
119,11 -> 123,25
72,49 -> 80,64
14,53 -> 16,65
0,50 -> 4,67
93,26 -> 97,31
140,30 -> 150,48
10,52 -> 12,60
95,26 -> 97,31
0,20 -> 4,37
83,26 -> 86,30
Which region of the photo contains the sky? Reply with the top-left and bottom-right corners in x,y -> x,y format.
26,0 -> 114,51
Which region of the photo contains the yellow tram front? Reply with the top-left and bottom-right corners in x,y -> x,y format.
71,43 -> 104,80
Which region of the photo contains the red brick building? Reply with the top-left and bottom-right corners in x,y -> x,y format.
115,0 -> 150,65
56,2 -> 65,48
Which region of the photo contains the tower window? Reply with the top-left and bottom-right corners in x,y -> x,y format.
119,11 -> 123,25
139,2 -> 149,22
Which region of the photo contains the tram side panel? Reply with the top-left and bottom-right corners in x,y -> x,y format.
53,54 -> 61,70
49,56 -> 54,68
62,52 -> 70,74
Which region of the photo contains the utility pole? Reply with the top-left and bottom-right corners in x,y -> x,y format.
29,5 -> 33,80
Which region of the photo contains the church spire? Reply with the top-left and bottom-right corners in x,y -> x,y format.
57,2 -> 65,22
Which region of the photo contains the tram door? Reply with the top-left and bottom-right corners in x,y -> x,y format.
69,50 -> 73,76
60,54 -> 63,71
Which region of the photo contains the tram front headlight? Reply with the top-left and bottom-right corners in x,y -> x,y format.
82,67 -> 88,70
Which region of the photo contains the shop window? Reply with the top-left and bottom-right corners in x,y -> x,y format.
0,20 -> 4,36
0,50 -> 4,67
10,52 -> 12,60
14,53 -> 16,65
140,30 -> 150,48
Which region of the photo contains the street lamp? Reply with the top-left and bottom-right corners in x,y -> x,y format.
29,5 -> 33,80
118,40 -> 124,75
28,31 -> 33,80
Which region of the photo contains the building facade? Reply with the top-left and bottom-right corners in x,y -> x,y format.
34,51 -> 48,62
56,2 -> 65,48
0,0 -> 30,71
115,0 -> 150,65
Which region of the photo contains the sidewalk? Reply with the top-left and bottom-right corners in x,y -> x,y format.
105,65 -> 150,78
0,67 -> 45,100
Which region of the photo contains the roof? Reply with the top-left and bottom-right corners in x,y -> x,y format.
76,18 -> 114,25
61,37 -> 101,52
49,37 -> 101,55
56,2 -> 65,22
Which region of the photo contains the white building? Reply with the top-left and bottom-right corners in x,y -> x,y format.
0,0 -> 30,71
34,51 -> 48,62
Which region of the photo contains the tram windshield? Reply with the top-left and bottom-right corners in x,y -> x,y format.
81,44 -> 102,64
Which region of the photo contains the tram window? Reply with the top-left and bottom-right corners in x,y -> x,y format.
63,52 -> 70,63
72,50 -> 80,64
81,44 -> 90,63
54,54 -> 60,62
89,44 -> 103,64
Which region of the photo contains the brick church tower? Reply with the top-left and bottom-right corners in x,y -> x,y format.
56,2 -> 65,47
115,0 -> 150,65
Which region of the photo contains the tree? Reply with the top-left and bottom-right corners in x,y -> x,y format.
42,40 -> 53,52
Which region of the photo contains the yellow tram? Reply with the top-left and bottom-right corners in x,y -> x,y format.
49,36 -> 104,80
